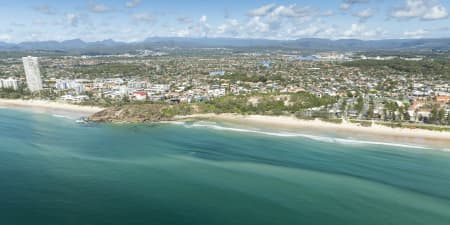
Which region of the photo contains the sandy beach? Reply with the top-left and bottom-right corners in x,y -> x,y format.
0,99 -> 104,117
1,99 -> 449,148
176,114 -> 450,149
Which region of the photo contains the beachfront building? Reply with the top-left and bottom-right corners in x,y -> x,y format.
0,77 -> 19,90
22,56 -> 43,92
55,79 -> 85,94
60,95 -> 89,103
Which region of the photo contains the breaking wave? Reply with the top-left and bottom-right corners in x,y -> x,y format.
170,121 -> 431,150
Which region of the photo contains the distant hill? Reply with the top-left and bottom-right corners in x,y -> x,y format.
0,37 -> 449,52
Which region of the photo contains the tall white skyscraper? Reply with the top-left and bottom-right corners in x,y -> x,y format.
22,56 -> 43,92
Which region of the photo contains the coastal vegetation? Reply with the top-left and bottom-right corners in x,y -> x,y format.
349,119 -> 373,127
375,122 -> 450,132
89,92 -> 338,122
0,85 -> 29,99
0,88 -> 24,99
198,92 -> 338,116
89,103 -> 192,122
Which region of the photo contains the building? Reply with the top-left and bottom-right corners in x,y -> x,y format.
132,91 -> 147,101
60,95 -> 89,103
0,77 -> 19,90
209,71 -> 225,76
436,95 -> 450,104
22,56 -> 43,92
148,84 -> 170,93
260,61 -> 273,69
55,79 -> 85,94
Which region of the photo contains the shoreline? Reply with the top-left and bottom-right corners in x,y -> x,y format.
0,99 -> 104,117
1,99 -> 449,149
176,114 -> 450,149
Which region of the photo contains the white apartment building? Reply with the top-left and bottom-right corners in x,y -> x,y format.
55,79 -> 85,94
148,84 -> 170,93
22,56 -> 43,92
0,77 -> 19,90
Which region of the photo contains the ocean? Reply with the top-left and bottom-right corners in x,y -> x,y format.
1,108 -> 450,225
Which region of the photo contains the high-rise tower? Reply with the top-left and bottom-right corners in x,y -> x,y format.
22,56 -> 43,92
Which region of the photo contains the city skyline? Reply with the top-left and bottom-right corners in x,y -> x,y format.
0,0 -> 449,43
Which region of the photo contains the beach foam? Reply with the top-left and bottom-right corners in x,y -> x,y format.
178,121 -> 431,150
52,114 -> 72,119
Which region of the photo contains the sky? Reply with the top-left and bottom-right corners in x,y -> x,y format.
0,0 -> 449,43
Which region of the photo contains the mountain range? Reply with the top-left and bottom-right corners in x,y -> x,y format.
1,37 -> 449,52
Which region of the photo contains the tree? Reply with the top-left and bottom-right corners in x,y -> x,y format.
355,96 -> 364,114
430,105 -> 439,124
340,98 -> 347,112
367,103 -> 374,119
122,95 -> 130,103
403,107 -> 411,121
347,91 -> 354,98
438,109 -> 446,125
447,111 -> 450,126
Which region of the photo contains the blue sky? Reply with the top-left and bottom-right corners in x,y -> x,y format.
0,0 -> 449,42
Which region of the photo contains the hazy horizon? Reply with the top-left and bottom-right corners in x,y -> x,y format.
3,36 -> 450,45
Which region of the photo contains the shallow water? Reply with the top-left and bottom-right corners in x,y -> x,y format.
1,108 -> 450,225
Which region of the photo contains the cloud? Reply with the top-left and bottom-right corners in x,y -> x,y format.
404,29 -> 427,37
342,23 -> 383,38
286,25 -> 322,37
248,4 -> 277,17
33,4 -> 57,15
132,13 -> 155,24
200,15 -> 208,24
249,4 -> 316,19
246,16 -> 271,34
423,4 -> 448,20
88,1 -> 113,13
322,10 -> 335,17
354,8 -> 377,22
340,0 -> 370,10
216,19 -> 242,36
0,34 -> 12,42
271,5 -> 315,19
343,23 -> 364,36
125,0 -> 141,8
246,4 -> 317,34
199,15 -> 210,36
6,0 -> 446,42
66,13 -> 80,27
173,15 -> 211,38
390,0 -> 448,20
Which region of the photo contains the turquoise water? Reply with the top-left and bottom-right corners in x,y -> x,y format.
1,108 -> 450,225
